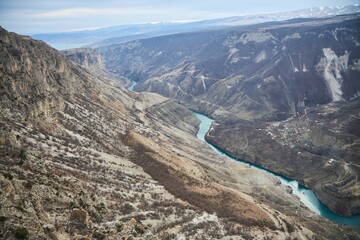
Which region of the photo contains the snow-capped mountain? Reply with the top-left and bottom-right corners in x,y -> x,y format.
32,4 -> 360,49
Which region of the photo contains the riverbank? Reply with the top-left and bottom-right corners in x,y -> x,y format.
195,112 -> 360,228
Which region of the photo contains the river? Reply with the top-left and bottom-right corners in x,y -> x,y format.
195,112 -> 360,228
128,80 -> 137,91
127,81 -> 360,227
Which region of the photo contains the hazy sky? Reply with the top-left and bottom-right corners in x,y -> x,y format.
1,0 -> 359,34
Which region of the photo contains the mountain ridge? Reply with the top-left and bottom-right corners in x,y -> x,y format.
31,5 -> 360,49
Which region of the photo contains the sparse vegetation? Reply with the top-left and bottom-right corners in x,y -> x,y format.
134,224 -> 145,235
19,150 -> 26,159
3,172 -> 13,180
94,202 -> 106,212
78,198 -> 88,209
13,227 -> 29,239
24,181 -> 33,189
120,203 -> 135,215
0,216 -> 8,222
115,223 -> 123,232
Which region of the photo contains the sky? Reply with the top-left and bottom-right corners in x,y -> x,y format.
1,0 -> 359,34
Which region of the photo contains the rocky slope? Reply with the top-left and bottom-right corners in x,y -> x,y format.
98,14 -> 360,121
1,27 -> 360,240
61,48 -> 131,87
206,99 -> 360,217
91,14 -> 360,217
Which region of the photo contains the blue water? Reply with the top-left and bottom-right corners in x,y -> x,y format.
128,80 -> 137,91
195,112 -> 360,227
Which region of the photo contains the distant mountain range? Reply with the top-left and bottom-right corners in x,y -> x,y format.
32,4 -> 360,49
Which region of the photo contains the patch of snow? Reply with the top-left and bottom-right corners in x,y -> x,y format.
303,64 -> 308,72
199,75 -> 207,92
316,48 -> 349,101
255,51 -> 266,63
288,54 -> 297,72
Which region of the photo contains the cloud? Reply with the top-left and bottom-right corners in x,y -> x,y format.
33,8 -> 96,18
32,7 -> 175,19
1,0 -> 359,34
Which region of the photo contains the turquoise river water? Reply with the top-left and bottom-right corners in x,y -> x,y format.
127,81 -> 360,227
195,113 -> 360,228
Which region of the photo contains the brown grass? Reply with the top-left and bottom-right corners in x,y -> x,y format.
120,130 -> 276,229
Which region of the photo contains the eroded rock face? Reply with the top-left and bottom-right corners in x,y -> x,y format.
98,15 -> 360,121
62,48 -> 105,71
61,47 -> 131,88
0,27 -> 73,121
206,99 -> 360,217
1,27 -> 360,239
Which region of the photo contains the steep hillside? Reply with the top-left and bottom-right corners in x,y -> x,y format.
61,47 -> 131,87
3,27 -> 360,239
98,14 -> 360,121
206,99 -> 360,217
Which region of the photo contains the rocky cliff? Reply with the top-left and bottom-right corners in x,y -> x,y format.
1,27 -> 360,239
61,47 -> 131,87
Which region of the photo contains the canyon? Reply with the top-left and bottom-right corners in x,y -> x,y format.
2,26 -> 359,239
1,12 -> 360,240
71,14 -> 360,219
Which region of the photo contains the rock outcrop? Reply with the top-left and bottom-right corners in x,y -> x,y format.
62,48 -> 105,70
61,47 -> 131,87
